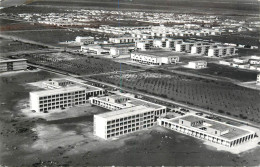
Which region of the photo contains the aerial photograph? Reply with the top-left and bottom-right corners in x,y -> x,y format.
0,0 -> 259,166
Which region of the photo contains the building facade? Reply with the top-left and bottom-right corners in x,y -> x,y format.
130,52 -> 179,65
208,46 -> 237,57
109,37 -> 135,44
75,36 -> 94,44
0,59 -> 27,72
158,115 -> 256,147
94,105 -> 159,139
30,86 -> 104,112
257,74 -> 260,85
187,61 -> 207,69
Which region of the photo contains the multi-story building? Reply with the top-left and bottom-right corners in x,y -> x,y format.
130,51 -> 179,65
75,36 -> 94,45
208,46 -> 237,57
110,47 -> 129,57
153,39 -> 166,48
165,39 -> 183,49
94,105 -> 158,139
0,59 -> 27,72
90,94 -> 166,114
30,82 -> 104,112
92,94 -> 167,140
187,61 -> 207,69
135,40 -> 151,51
109,37 -> 135,44
191,44 -> 212,55
257,74 -> 260,85
175,42 -> 194,52
158,115 -> 256,147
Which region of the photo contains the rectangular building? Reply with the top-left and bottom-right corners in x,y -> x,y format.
257,74 -> 260,85
110,47 -> 129,57
30,85 -> 104,113
191,45 -> 211,55
187,61 -> 207,69
75,36 -> 94,45
158,115 -> 256,147
176,43 -> 194,52
135,40 -> 151,51
208,46 -> 237,57
130,51 -> 179,65
94,105 -> 158,139
0,59 -> 27,72
90,94 -> 166,114
109,37 -> 135,44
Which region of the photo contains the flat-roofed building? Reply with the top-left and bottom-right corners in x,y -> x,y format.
208,46 -> 237,57
110,47 -> 129,57
0,59 -> 27,72
94,105 -> 158,139
165,39 -> 183,49
191,44 -> 212,55
130,51 -> 179,65
30,82 -> 104,112
90,94 -> 167,116
81,45 -> 110,55
109,36 -> 135,44
257,74 -> 260,85
187,60 -> 207,69
135,40 -> 151,51
158,115 -> 256,147
75,36 -> 94,45
153,39 -> 166,48
176,42 -> 194,52
42,79 -> 75,89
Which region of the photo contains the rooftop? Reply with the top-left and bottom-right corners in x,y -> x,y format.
168,115 -> 253,140
0,58 -> 27,63
134,50 -> 178,57
96,105 -> 154,120
30,86 -> 87,96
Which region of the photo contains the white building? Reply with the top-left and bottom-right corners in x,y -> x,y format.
81,45 -> 110,55
92,94 -> 167,140
257,74 -> 260,85
30,82 -> 104,112
208,46 -> 237,57
187,61 -> 207,69
94,106 -> 157,139
233,58 -> 248,64
130,52 -> 179,65
158,115 -> 256,147
135,40 -> 151,51
110,47 -> 129,57
0,59 -> 27,72
165,39 -> 183,49
191,44 -> 212,55
153,39 -> 166,48
90,94 -> 166,114
176,42 -> 194,52
75,36 -> 94,45
109,37 -> 135,44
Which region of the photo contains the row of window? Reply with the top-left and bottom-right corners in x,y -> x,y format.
106,124 -> 153,138
107,117 -> 153,127
39,100 -> 86,108
39,101 -> 86,111
107,114 -> 154,125
107,120 -> 153,129
40,98 -> 86,104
